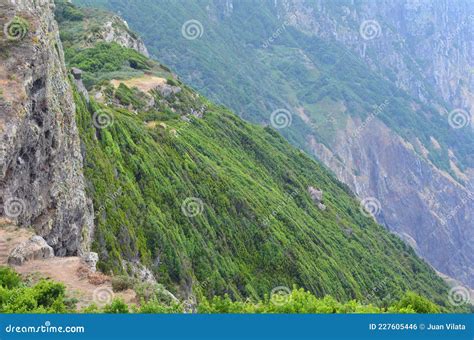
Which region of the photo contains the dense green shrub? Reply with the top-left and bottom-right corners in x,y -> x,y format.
81,303 -> 100,313
197,288 -> 383,314
103,298 -> 129,313
33,280 -> 66,308
166,78 -> 179,86
141,109 -> 179,122
55,1 -> 85,22
134,282 -> 176,305
137,299 -> 184,313
196,288 -> 441,314
393,291 -> 440,313
66,42 -> 152,74
0,267 -> 21,289
65,42 -> 154,89
111,275 -> 136,292
0,268 -> 69,313
114,83 -> 146,108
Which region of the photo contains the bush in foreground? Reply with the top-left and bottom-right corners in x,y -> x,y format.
197,288 -> 440,314
0,267 -> 69,313
0,267 -> 448,314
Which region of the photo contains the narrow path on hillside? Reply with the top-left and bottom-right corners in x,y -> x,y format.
0,219 -> 136,310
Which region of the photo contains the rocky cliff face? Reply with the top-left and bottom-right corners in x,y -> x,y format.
0,0 -> 93,256
309,116 -> 473,287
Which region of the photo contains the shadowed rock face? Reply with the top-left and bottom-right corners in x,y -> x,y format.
0,0 -> 93,256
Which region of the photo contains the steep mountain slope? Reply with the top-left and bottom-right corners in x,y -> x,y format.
1,0 -> 470,312
74,0 -> 474,288
49,1 -> 464,309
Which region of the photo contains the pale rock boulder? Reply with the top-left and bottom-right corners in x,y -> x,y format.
82,252 -> 99,272
308,186 -> 326,210
8,236 -> 54,266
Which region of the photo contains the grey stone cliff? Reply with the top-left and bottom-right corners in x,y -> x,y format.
0,0 -> 94,256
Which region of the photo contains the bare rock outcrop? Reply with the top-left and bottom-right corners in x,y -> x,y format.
8,235 -> 54,266
122,260 -> 156,284
100,16 -> 150,57
308,186 -> 326,210
308,186 -> 323,203
83,252 -> 99,272
157,84 -> 182,97
0,0 -> 94,256
71,67 -> 89,102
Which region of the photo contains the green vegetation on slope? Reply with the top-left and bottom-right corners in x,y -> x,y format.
56,0 -> 171,90
55,2 -> 466,312
198,288 -> 441,314
65,42 -> 154,89
75,0 -> 473,177
70,59 -> 457,310
56,0 -> 136,47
